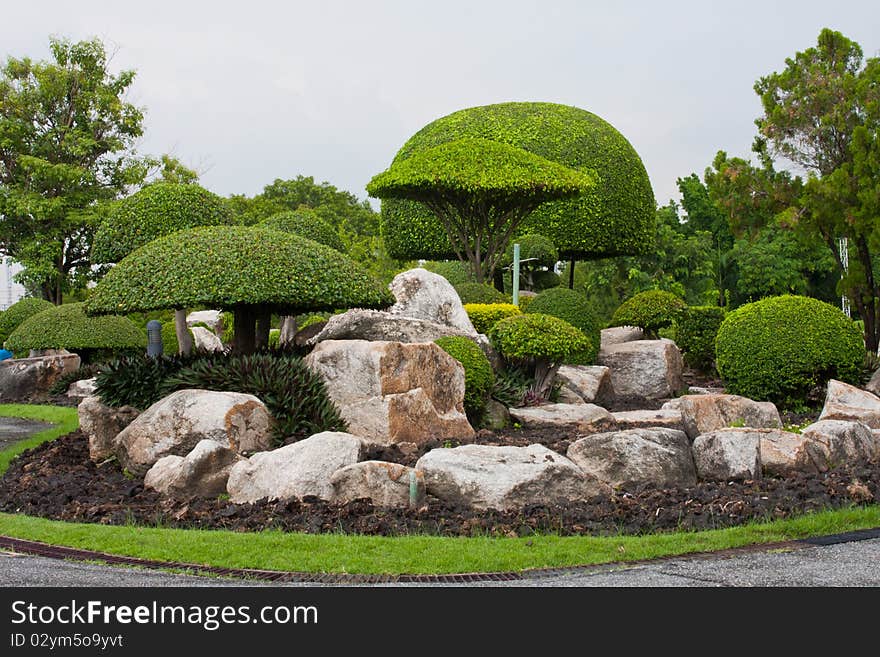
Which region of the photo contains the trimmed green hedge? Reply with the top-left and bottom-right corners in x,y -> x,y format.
434,336 -> 494,421
85,226 -> 394,316
92,183 -> 236,263
676,306 -> 726,373
611,290 -> 686,337
489,313 -> 591,363
0,298 -> 53,344
524,287 -> 600,364
423,261 -> 475,286
715,295 -> 864,405
260,208 -> 345,253
464,303 -> 521,334
455,283 -> 509,305
380,102 -> 655,261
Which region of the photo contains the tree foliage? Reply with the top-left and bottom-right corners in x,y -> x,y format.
259,207 -> 345,253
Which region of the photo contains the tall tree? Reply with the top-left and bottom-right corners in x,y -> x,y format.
0,37 -> 147,303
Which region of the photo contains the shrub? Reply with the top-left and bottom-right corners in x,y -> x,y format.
6,303 -> 146,362
0,298 -> 54,344
516,293 -> 536,312
715,295 -> 864,406
260,208 -> 345,253
500,233 -> 558,270
464,303 -> 521,334
524,287 -> 600,364
489,313 -> 591,397
676,306 -> 726,373
455,283 -> 508,305
491,363 -> 532,408
434,336 -> 494,422
610,289 -> 686,337
423,260 -> 475,286
161,322 -> 195,356
95,353 -> 197,411
162,352 -> 346,445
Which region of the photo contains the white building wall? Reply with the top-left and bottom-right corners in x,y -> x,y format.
0,258 -> 27,310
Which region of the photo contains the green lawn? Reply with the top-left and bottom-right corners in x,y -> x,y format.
0,404 -> 877,576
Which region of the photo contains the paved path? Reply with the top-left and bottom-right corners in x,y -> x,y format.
2,535 -> 878,587
0,416 -> 54,450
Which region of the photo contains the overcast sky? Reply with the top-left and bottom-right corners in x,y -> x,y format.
3,1 -> 878,210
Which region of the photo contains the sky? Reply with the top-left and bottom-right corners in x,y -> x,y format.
2,0 -> 879,209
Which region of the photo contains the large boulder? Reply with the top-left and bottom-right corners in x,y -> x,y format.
567,428 -> 696,490
227,431 -> 363,503
330,461 -> 425,508
306,309 -> 476,346
415,443 -> 608,511
388,268 -> 477,335
304,340 -> 474,445
692,429 -> 762,481
611,409 -> 685,432
866,369 -> 880,398
818,380 -> 880,429
800,420 -> 878,472
191,326 -> 225,353
598,339 -> 684,400
0,353 -> 81,401
759,429 -> 814,477
78,395 -> 141,462
186,310 -> 223,335
599,326 -> 644,352
556,365 -> 614,405
508,403 -> 613,432
66,377 -> 97,399
144,440 -> 243,499
661,394 -> 782,440
114,389 -> 272,476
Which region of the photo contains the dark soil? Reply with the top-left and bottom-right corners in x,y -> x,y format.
1,429 -> 876,538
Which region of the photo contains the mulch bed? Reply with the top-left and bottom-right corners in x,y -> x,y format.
0,429 -> 876,538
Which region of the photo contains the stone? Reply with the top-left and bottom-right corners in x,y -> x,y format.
692,429 -> 762,481
388,268 -> 478,335
598,339 -> 684,400
330,461 -> 425,508
415,443 -> 608,511
304,340 -> 474,445
611,409 -> 684,432
661,394 -> 782,440
227,431 -> 363,503
567,428 -> 696,490
307,309 -> 477,346
144,439 -> 243,499
599,326 -> 644,351
759,429 -> 814,477
0,353 -> 81,401
866,368 -> 880,397
799,420 -> 878,472
66,377 -> 97,399
556,365 -> 613,405
186,310 -> 223,334
114,389 -> 272,476
818,379 -> 880,429
294,321 -> 327,347
508,403 -> 614,432
78,395 -> 140,462
191,326 -> 225,353
555,386 -> 586,405
686,386 -> 726,395
481,399 -> 511,430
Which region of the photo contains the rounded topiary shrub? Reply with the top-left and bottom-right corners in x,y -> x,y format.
434,336 -> 494,422
260,208 -> 345,253
611,289 -> 686,337
524,287 -> 600,364
6,303 -> 146,363
676,306 -> 726,373
464,303 -> 521,334
0,298 -> 54,345
455,282 -> 509,305
715,295 -> 864,406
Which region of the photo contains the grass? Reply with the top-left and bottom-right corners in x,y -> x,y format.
0,404 -> 878,576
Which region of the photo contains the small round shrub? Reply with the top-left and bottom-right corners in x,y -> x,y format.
489,313 -> 591,364
715,295 -> 864,406
675,306 -> 726,373
434,336 -> 494,421
0,298 -> 54,344
260,208 -> 346,253
464,303 -> 521,334
455,282 -> 508,305
611,289 -> 686,337
524,287 -> 600,364
516,293 -> 536,312
423,260 -> 475,286
500,234 -> 558,269
530,270 -> 561,291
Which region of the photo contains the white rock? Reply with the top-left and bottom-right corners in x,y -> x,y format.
818,380 -> 880,429
598,339 -> 684,400
307,309 -> 477,345
66,377 -> 97,399
692,429 -> 762,481
191,326 -> 225,352
78,395 -> 140,462
388,268 -> 478,336
227,431 -> 363,503
330,461 -> 425,508
556,365 -> 613,404
186,310 -> 223,334
661,394 -> 782,440
599,326 -> 644,351
144,440 -> 243,499
508,403 -> 613,432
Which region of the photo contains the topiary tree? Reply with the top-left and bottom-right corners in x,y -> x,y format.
610,289 -> 686,338
715,295 -> 864,406
434,336 -> 495,424
84,225 -> 393,354
367,137 -> 593,285
489,313 -> 591,398
5,302 -> 145,363
379,102 -> 656,288
675,306 -> 726,373
454,282 -> 509,305
524,287 -> 600,364
0,298 -> 54,345
499,233 -> 559,292
92,182 -> 237,354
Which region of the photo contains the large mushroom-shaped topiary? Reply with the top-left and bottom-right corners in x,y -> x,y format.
0,297 -> 54,345
380,102 -> 656,287
6,302 -> 146,363
84,225 -> 394,354
92,182 -> 237,354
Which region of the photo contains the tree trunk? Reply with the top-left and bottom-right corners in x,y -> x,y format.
568,258 -> 575,289
255,310 -> 271,351
492,268 -> 505,293
532,360 -> 560,399
279,315 -> 298,347
174,308 -> 193,356
233,306 -> 257,355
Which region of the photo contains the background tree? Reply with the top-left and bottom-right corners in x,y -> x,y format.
0,37 -> 147,303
